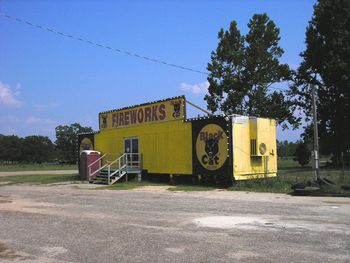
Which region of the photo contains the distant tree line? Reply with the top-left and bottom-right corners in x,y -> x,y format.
277,141 -> 298,159
0,135 -> 54,163
277,140 -> 311,167
0,123 -> 92,164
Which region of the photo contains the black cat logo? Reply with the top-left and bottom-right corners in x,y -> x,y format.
196,124 -> 227,170
172,102 -> 181,118
79,138 -> 93,154
202,138 -> 220,165
101,115 -> 107,128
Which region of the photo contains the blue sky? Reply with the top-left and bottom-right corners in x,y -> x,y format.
0,0 -> 316,141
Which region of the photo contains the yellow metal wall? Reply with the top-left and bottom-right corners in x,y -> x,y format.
94,119 -> 193,174
256,118 -> 277,174
232,117 -> 277,180
93,111 -> 277,179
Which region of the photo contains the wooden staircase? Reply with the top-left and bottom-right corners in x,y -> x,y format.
93,168 -> 127,184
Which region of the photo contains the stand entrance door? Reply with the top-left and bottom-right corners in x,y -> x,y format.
124,137 -> 139,166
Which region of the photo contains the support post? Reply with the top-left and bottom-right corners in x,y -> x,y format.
192,175 -> 196,185
341,151 -> 345,182
186,99 -> 213,116
170,174 -> 174,184
137,173 -> 142,182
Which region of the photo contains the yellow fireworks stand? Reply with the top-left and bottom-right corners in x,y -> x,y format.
78,95 -> 277,184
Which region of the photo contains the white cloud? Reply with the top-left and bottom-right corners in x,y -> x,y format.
180,81 -> 209,95
25,116 -> 54,125
0,115 -> 20,126
0,115 -> 57,139
14,83 -> 21,96
26,116 -> 41,124
34,103 -> 59,111
0,81 -> 22,107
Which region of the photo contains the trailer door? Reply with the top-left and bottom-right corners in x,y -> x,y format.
124,137 -> 139,167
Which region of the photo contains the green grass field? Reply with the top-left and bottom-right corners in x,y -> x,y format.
277,158 -> 309,170
0,159 -> 349,196
277,158 -> 330,170
0,163 -> 77,172
0,173 -> 81,185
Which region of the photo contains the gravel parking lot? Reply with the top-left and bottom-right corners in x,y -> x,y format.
0,184 -> 349,263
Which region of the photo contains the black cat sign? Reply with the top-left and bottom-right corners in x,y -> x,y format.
79,137 -> 94,155
195,124 -> 228,170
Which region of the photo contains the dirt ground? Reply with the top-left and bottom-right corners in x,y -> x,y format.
0,184 -> 349,262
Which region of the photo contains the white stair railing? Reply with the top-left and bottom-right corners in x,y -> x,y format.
106,154 -> 126,184
89,153 -> 142,184
107,153 -> 142,185
125,153 -> 142,170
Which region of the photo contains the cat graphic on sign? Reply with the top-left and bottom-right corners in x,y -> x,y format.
101,114 -> 107,128
203,137 -> 220,165
172,101 -> 181,118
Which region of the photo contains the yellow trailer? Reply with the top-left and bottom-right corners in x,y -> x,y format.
77,95 -> 277,184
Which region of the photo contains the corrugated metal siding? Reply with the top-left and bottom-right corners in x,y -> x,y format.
94,120 -> 193,174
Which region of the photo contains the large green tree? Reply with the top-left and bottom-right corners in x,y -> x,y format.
0,135 -> 55,163
55,123 -> 93,164
205,13 -> 298,129
0,134 -> 22,162
294,140 -> 311,167
291,0 -> 350,165
21,136 -> 55,163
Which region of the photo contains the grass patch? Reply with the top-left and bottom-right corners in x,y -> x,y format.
230,175 -> 296,194
0,173 -> 81,185
277,158 -> 331,170
277,158 -> 307,170
230,169 -> 350,195
0,163 -> 77,172
95,168 -> 350,195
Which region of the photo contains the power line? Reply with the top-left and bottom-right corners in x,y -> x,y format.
0,12 -> 294,92
0,13 -> 209,75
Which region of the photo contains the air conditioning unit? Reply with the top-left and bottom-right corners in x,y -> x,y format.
250,139 -> 267,156
258,142 -> 267,155
250,118 -> 269,156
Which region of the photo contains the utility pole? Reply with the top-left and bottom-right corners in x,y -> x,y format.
341,151 -> 345,182
312,84 -> 320,180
